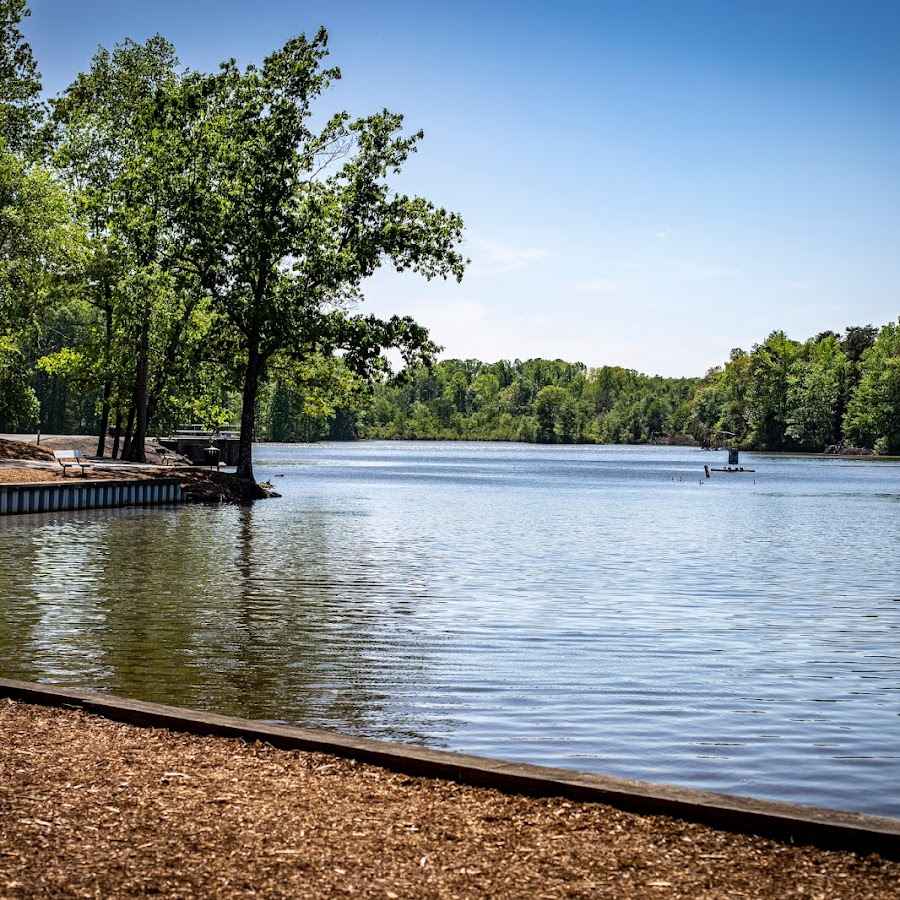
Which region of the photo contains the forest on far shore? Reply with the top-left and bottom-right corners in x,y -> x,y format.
14,319 -> 900,455
258,321 -> 899,455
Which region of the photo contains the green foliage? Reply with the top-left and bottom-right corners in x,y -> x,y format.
746,331 -> 801,450
0,0 -> 41,152
48,36 -> 195,459
785,334 -> 847,451
0,334 -> 38,428
156,28 -> 463,477
359,359 -> 698,445
356,323 -> 900,455
533,385 -> 574,442
684,323 -> 896,455
0,6 -> 85,433
258,355 -> 368,442
0,151 -> 81,325
844,319 -> 900,454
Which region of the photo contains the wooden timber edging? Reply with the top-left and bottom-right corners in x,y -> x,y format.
2,677 -> 899,859
0,477 -> 181,516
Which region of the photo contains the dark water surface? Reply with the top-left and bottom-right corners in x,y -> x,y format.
2,442 -> 899,817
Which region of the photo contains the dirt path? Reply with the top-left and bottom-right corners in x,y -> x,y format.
1,700 -> 897,898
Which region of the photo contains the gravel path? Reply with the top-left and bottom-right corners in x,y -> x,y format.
2,700 -> 898,898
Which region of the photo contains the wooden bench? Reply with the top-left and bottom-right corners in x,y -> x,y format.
158,449 -> 182,466
53,449 -> 90,476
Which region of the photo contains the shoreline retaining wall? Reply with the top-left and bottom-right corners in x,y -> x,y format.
0,477 -> 181,516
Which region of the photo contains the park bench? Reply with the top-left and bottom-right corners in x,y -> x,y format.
158,449 -> 182,466
53,449 -> 90,477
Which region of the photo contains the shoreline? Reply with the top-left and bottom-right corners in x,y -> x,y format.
0,436 -> 272,503
6,432 -> 899,461
2,691 -> 899,898
3,678 -> 899,856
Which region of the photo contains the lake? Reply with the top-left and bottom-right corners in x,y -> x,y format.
1,441 -> 899,818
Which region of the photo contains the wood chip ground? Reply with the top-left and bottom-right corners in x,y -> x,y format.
1,700 -> 897,898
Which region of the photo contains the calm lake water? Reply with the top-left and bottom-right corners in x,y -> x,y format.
2,442 -> 899,818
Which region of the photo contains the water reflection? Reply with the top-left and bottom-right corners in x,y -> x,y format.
2,442 -> 900,817
0,503 -> 435,740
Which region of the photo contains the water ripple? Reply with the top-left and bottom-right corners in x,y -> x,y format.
1,442 -> 899,817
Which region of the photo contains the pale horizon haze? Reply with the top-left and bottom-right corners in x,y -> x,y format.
23,0 -> 900,377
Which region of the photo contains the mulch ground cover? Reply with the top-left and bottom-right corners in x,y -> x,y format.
0,439 -> 55,462
2,700 -> 898,898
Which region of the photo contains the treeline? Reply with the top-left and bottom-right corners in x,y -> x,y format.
349,321 -> 900,453
689,324 -> 900,454
360,359 -> 697,444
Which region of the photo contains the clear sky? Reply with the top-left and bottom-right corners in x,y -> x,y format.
22,1 -> 900,377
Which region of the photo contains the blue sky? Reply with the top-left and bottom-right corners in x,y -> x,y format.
23,1 -> 900,376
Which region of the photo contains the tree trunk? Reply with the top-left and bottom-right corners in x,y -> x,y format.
125,314 -> 149,463
236,341 -> 262,482
96,381 -> 111,458
111,409 -> 123,460
96,286 -> 114,458
122,401 -> 135,461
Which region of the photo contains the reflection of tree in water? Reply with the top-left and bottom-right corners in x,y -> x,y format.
77,500 -> 436,743
89,507 -> 216,701
0,498 -> 448,745
198,502 -> 431,741
0,519 -> 48,680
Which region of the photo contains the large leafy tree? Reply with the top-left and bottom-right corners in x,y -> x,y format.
159,30 -> 465,480
746,331 -> 801,450
0,148 -> 77,321
785,333 -> 847,451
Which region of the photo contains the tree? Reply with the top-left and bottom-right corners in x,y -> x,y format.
0,0 -> 41,153
0,5 -> 83,429
0,149 -> 78,323
785,334 -> 847,451
50,36 -> 207,460
533,385 -> 574,442
259,354 -> 366,442
164,30 -> 465,480
841,325 -> 878,365
746,331 -> 800,450
844,320 -> 900,453
444,369 -> 469,414
0,334 -> 37,427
